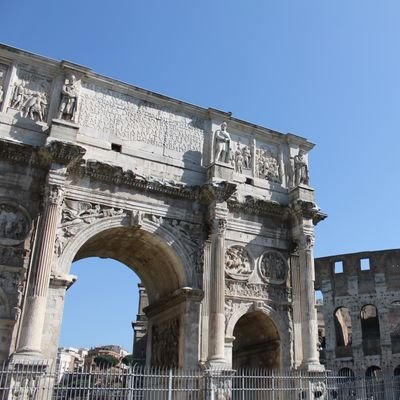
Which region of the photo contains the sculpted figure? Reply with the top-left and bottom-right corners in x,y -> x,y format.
294,149 -> 309,186
214,122 -> 231,163
11,81 -> 27,110
22,92 -> 47,121
234,143 -> 243,173
58,74 -> 79,122
242,145 -> 251,169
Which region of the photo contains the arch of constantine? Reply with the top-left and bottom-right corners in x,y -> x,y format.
0,44 -> 326,371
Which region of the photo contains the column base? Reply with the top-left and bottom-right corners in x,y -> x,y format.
205,357 -> 228,370
10,349 -> 44,363
300,361 -> 325,372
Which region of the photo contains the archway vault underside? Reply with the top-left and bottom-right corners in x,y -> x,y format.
74,226 -> 188,304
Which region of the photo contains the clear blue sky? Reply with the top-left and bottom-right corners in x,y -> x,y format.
3,1 -> 400,351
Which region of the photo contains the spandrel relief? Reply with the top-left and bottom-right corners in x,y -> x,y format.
79,83 -> 205,154
256,144 -> 281,183
225,246 -> 253,280
259,250 -> 288,285
9,68 -> 51,122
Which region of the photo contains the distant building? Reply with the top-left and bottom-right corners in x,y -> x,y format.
315,249 -> 400,379
85,345 -> 129,368
57,347 -> 88,380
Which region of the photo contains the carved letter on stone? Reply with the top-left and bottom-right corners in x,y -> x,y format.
225,246 -> 252,280
259,251 -> 288,285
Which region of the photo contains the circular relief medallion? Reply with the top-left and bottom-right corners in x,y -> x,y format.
0,201 -> 31,246
225,246 -> 252,281
259,250 -> 287,284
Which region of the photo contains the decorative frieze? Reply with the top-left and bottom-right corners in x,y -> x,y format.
225,279 -> 291,302
70,159 -> 200,200
79,83 -> 205,153
227,196 -> 285,218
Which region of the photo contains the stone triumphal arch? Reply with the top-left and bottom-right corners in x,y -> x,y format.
0,44 -> 326,370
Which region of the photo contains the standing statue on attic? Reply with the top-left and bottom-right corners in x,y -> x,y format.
58,74 -> 80,122
293,149 -> 309,186
214,122 -> 231,163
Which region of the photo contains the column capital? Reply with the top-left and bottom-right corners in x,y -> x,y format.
45,184 -> 64,207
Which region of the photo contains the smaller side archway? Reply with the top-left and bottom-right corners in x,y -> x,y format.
232,310 -> 280,370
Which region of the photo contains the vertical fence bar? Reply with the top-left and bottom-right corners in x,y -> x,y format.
168,368 -> 173,400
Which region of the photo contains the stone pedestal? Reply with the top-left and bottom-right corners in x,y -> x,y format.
49,119 -> 79,142
207,161 -> 234,182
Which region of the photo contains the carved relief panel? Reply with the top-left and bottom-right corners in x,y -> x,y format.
225,245 -> 253,281
9,67 -> 52,122
0,201 -> 31,269
259,250 -> 288,285
0,202 -> 31,246
255,142 -> 281,183
151,318 -> 179,367
230,136 -> 252,175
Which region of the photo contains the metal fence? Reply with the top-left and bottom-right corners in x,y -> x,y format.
0,362 -> 399,399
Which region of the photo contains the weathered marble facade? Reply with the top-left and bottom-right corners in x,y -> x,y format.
0,44 -> 326,370
315,249 -> 400,378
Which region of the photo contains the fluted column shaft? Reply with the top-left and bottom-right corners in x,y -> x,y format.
17,180 -> 63,356
298,234 -> 320,368
208,218 -> 226,364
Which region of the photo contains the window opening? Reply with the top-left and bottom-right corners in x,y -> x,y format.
334,261 -> 344,274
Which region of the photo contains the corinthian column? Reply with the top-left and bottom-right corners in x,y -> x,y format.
16,177 -> 64,358
208,218 -> 227,364
297,233 -> 321,369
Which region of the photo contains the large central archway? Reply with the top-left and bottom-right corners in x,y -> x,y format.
45,216 -> 201,368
